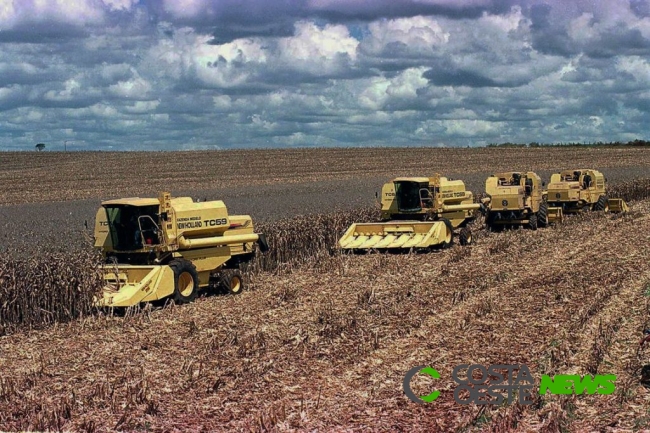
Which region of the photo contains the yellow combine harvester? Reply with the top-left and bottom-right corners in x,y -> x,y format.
545,169 -> 629,214
93,191 -> 268,308
484,171 -> 563,230
339,174 -> 484,251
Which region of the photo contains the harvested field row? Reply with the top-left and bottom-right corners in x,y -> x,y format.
0,198 -> 649,431
2,179 -> 648,336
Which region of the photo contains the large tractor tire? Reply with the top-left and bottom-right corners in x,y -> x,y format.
528,214 -> 538,231
440,218 -> 454,249
170,259 -> 199,304
538,202 -> 548,228
459,226 -> 473,246
219,268 -> 245,295
594,195 -> 609,212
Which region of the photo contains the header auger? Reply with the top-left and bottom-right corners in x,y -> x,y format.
339,174 -> 485,252
93,191 -> 268,308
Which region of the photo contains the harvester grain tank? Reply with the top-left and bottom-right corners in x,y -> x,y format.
339,174 -> 484,251
93,191 -> 269,307
545,169 -> 629,214
484,171 -> 563,230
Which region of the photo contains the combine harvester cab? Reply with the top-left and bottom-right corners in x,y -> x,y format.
483,171 -> 563,230
545,169 -> 629,215
93,191 -> 269,308
339,174 -> 483,252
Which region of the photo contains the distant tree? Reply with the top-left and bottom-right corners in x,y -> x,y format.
35,143 -> 46,151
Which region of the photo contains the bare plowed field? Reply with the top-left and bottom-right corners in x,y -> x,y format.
1,147 -> 648,205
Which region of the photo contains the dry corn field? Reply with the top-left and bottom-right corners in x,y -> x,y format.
0,147 -> 650,432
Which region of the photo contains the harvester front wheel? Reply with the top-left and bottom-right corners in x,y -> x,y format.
459,227 -> 473,246
440,218 -> 454,249
594,195 -> 609,212
528,214 -> 538,231
538,202 -> 548,228
220,269 -> 244,295
170,259 -> 199,304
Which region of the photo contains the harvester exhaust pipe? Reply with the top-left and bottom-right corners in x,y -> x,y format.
178,233 -> 261,249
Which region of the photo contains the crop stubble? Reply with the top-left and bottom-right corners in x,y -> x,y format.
0,148 -> 649,431
0,198 -> 649,431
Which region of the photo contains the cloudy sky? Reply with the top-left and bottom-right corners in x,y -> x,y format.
0,0 -> 649,150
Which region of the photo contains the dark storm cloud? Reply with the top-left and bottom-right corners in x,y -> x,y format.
584,27 -> 650,58
630,0 -> 650,17
623,94 -> 650,113
528,3 -> 577,57
424,68 -> 505,88
143,0 -> 521,42
305,0 -> 516,22
0,24 -> 90,43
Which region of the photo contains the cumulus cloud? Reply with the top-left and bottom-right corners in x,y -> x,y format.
0,0 -> 649,150
360,16 -> 449,58
278,21 -> 359,74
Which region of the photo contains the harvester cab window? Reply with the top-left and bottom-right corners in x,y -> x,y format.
525,178 -> 533,196
138,215 -> 161,246
394,181 -> 423,212
104,205 -> 160,251
419,188 -> 433,208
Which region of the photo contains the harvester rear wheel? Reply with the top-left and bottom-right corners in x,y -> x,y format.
459,227 -> 472,246
220,269 -> 244,295
538,202 -> 548,228
440,218 -> 454,249
528,214 -> 538,230
594,195 -> 609,212
170,259 -> 199,304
